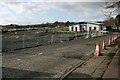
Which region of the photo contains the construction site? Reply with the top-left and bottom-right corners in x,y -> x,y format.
2,32 -> 120,80
1,1 -> 120,80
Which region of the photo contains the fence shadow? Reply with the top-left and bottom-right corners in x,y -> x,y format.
2,67 -> 55,79
64,72 -> 96,80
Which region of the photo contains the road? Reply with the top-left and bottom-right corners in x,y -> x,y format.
2,34 -> 114,79
64,38 -> 120,79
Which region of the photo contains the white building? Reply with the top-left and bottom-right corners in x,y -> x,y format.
69,22 -> 105,32
69,24 -> 81,32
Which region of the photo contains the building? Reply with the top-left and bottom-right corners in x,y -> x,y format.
69,22 -> 105,32
69,24 -> 81,32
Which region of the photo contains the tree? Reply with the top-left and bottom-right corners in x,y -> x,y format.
65,21 -> 70,26
105,1 -> 120,29
104,17 -> 116,28
115,14 -> 120,28
104,1 -> 120,18
106,1 -> 120,9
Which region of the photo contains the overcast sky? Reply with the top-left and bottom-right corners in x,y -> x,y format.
0,0 -> 119,25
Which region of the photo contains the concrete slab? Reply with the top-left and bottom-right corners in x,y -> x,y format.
67,56 -> 106,78
103,50 -> 119,79
66,45 -> 118,79
92,54 -> 114,78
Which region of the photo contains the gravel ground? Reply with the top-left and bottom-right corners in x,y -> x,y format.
2,34 -> 115,79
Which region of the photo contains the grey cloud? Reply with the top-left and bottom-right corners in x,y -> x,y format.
5,2 -> 52,14
51,2 -> 105,19
54,2 -> 104,11
0,1 -> 116,25
4,2 -> 105,15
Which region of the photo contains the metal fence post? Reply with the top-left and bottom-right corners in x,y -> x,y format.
36,32 -> 39,45
60,33 -> 63,43
68,33 -> 69,41
22,34 -> 25,48
75,33 -> 77,39
51,34 -> 54,44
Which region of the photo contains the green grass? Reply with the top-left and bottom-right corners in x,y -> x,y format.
54,30 -> 77,33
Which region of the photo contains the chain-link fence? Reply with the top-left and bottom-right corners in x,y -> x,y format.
83,31 -> 105,38
2,32 -> 83,51
2,30 -> 108,51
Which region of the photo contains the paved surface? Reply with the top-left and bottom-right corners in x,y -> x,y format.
2,34 -> 116,79
65,40 -> 119,80
103,46 -> 119,79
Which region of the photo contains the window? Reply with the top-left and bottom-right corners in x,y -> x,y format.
94,27 -> 96,30
83,28 -> 84,31
89,27 -> 91,31
100,26 -> 102,30
71,27 -> 73,31
75,27 -> 77,32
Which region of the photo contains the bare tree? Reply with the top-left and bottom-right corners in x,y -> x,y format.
104,1 -> 120,29
115,14 -> 120,29
104,1 -> 119,17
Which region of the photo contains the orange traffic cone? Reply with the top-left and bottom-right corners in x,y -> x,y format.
95,42 -> 101,56
108,38 -> 111,46
112,37 -> 116,44
116,35 -> 118,38
112,37 -> 114,43
111,37 -> 114,44
114,36 -> 117,44
117,35 -> 120,38
115,36 -> 118,39
102,40 -> 106,49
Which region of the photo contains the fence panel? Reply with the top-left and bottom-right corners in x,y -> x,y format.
2,32 -> 84,51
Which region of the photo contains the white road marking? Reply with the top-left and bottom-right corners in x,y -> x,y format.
17,58 -> 21,61
32,55 -> 36,56
57,46 -> 70,50
38,53 -> 43,55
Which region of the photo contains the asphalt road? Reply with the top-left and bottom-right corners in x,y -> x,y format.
2,34 -> 114,79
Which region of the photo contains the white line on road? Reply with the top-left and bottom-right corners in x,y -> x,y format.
38,52 -> 43,55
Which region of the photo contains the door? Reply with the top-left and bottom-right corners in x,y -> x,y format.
89,27 -> 91,31
75,27 -> 77,32
71,27 -> 73,31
